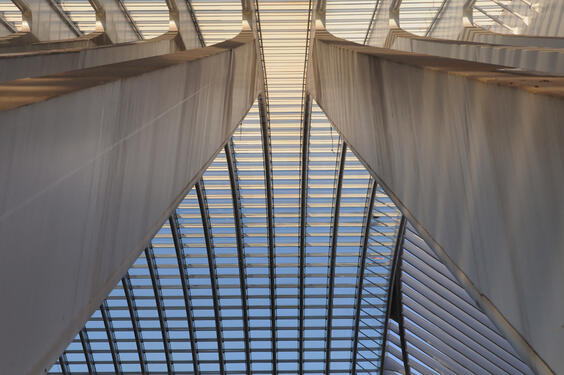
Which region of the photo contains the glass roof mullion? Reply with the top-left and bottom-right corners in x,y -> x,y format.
224,140 -> 252,375
169,213 -> 201,375
122,274 -> 148,375
115,0 -> 143,39
100,301 -> 123,374
59,353 -> 70,375
144,246 -> 175,374
78,328 -> 95,375
298,93 -> 312,375
424,0 -> 449,36
195,181 -> 226,375
187,0 -> 205,47
258,94 -> 278,374
324,141 -> 347,375
351,179 -> 377,375
380,216 -> 409,374
363,0 -> 380,45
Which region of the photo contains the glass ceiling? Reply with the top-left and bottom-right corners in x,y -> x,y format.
35,0 -> 535,374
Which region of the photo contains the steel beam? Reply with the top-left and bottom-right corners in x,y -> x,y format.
169,214 -> 200,375
195,181 -> 226,375
46,0 -> 82,37
115,0 -> 142,39
308,23 -> 563,375
185,0 -> 204,47
0,13 -> 17,34
324,142 -> 347,375
100,301 -> 123,375
145,246 -> 175,374
59,354 -> 70,375
298,93 -> 312,375
122,275 -> 148,375
224,141 -> 251,375
0,27 -> 258,375
79,328 -> 96,375
351,180 -> 377,375
121,274 -> 147,375
258,93 -> 277,374
379,216 -> 408,375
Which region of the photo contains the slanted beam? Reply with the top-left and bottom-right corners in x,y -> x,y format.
298,93 -> 312,375
59,354 -> 70,375
0,13 -> 17,34
0,27 -> 258,375
113,0 -> 143,40
122,275 -> 148,375
79,328 -> 96,375
379,216 -> 408,375
324,142 -> 347,375
169,214 -> 200,375
258,93 -> 277,374
224,141 -> 251,375
145,246 -> 175,374
100,301 -> 123,375
351,180 -> 377,375
45,0 -> 82,37
309,23 -> 563,375
195,181 -> 226,375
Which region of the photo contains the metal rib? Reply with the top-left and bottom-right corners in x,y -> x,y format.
186,0 -> 205,47
145,246 -> 175,374
115,0 -> 143,39
100,301 -> 123,375
324,142 -> 347,375
298,93 -> 312,375
169,214 -> 201,375
59,354 -> 70,375
425,0 -> 449,36
258,93 -> 277,374
224,141 -> 251,375
46,0 -> 82,36
0,13 -> 17,33
122,274 -> 148,375
379,216 -> 408,375
195,181 -> 226,375
79,328 -> 96,375
363,0 -> 381,44
351,179 -> 378,375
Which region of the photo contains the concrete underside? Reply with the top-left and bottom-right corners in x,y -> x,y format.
309,27 -> 564,375
0,30 -> 259,375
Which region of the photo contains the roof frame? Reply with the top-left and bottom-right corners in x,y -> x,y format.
115,0 -> 143,39
224,140 -> 252,375
46,0 -> 82,36
169,213 -> 201,375
258,93 -> 278,374
298,93 -> 312,375
78,328 -> 95,375
379,216 -> 408,375
324,141 -> 347,375
195,180 -> 226,375
351,179 -> 378,375
100,300 -> 123,375
145,246 -> 175,374
122,274 -> 148,375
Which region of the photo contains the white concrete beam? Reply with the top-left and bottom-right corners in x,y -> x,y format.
0,31 -> 184,82
0,26 -> 259,375
309,25 -> 562,375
